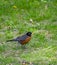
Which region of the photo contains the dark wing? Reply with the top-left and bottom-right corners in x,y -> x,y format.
15,34 -> 28,41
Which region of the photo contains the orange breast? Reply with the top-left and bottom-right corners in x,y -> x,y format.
21,37 -> 31,45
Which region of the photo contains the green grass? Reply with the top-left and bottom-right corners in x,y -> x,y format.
0,0 -> 57,65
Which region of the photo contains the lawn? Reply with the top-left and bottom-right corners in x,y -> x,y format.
0,0 -> 57,65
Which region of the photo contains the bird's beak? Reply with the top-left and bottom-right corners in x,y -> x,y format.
32,32 -> 34,35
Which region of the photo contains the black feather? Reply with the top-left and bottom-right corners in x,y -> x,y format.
6,39 -> 18,42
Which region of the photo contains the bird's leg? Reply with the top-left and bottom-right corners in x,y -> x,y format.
21,45 -> 27,49
16,42 -> 21,49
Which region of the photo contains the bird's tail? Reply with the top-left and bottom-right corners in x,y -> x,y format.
6,39 -> 17,42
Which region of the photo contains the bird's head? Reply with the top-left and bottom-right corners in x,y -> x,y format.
26,32 -> 32,36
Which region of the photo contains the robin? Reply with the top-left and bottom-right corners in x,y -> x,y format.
7,32 -> 32,45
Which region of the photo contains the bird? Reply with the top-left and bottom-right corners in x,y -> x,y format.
6,32 -> 32,45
